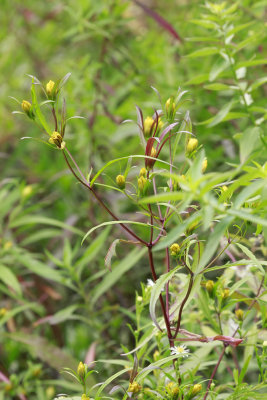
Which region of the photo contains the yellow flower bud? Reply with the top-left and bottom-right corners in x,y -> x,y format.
144,116 -> 154,137
153,350 -> 160,361
0,308 -> 7,317
263,341 -> 267,347
191,383 -> 202,395
150,147 -> 157,158
205,280 -> 214,293
138,176 -> 147,194
21,100 -> 32,113
77,361 -> 86,379
48,131 -> 65,149
235,309 -> 244,321
202,157 -> 208,173
5,383 -> 13,392
3,241 -> 13,250
116,174 -> 125,189
137,296 -> 143,303
158,118 -> 164,130
221,288 -> 230,299
222,185 -> 228,192
139,167 -> 147,177
22,185 -> 33,197
165,97 -> 175,116
46,80 -> 55,96
128,381 -> 141,393
186,138 -> 198,154
166,382 -> 179,396
81,394 -> 90,400
170,243 -> 180,257
46,386 -> 55,399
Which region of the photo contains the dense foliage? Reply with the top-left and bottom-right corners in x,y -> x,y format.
0,1 -> 267,399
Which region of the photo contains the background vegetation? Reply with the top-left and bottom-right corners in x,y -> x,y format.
0,1 -> 266,399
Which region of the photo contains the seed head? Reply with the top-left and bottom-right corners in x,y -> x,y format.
170,243 -> 180,257
49,131 -> 65,149
116,174 -> 125,189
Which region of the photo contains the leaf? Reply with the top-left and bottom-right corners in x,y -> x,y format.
235,59 -> 267,69
82,220 -> 160,244
149,266 -> 180,330
204,83 -> 232,91
91,247 -> 146,304
209,58 -> 230,82
186,47 -> 219,58
233,178 -> 265,209
0,265 -> 22,295
239,127 -> 261,162
31,79 -> 51,134
18,254 -> 65,284
185,74 -> 209,85
0,303 -> 40,327
196,215 -> 233,274
58,72 -> 72,91
207,101 -> 235,127
95,367 -> 131,397
139,191 -> 185,204
105,239 -> 121,271
9,215 -> 84,236
235,243 -> 265,274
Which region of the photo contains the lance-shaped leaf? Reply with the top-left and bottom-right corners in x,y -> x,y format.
150,266 -> 180,331
31,79 -> 51,134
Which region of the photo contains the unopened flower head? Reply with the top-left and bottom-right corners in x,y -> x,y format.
128,381 -> 141,393
202,157 -> 208,173
165,97 -> 175,119
21,100 -> 35,119
77,361 -> 86,379
235,309 -> 244,321
46,80 -> 55,96
150,147 -> 157,158
186,138 -> 198,155
0,308 -> 7,317
221,288 -> 230,299
81,395 -> 90,400
144,116 -> 154,137
49,131 -> 65,149
205,280 -> 214,293
138,176 -> 148,194
191,383 -> 202,395
116,174 -> 125,189
170,243 -> 180,257
166,382 -> 179,396
157,117 -> 164,130
139,167 -> 147,177
170,344 -> 190,358
22,185 -> 33,197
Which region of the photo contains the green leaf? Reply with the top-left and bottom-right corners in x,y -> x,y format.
95,367 -> 131,397
239,127 -> 261,162
235,243 -> 265,274
196,215 -> 233,274
149,266 -> 180,330
185,74 -> 209,85
18,254 -> 65,284
207,101 -> 235,127
235,59 -> 267,69
186,47 -> 220,58
82,220 -> 160,244
9,215 -> 84,236
31,80 -> 51,134
91,247 -> 147,304
204,83 -> 233,91
0,265 -> 22,295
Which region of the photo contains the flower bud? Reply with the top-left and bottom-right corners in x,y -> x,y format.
235,309 -> 244,321
153,350 -> 160,361
146,146 -> 157,170
191,383 -> 202,396
46,80 -> 55,96
22,185 -> 33,197
170,243 -> 180,257
221,288 -> 230,299
77,361 -> 86,379
116,174 -> 125,189
144,116 -> 154,137
186,138 -> 198,154
222,185 -> 228,192
205,280 -> 214,293
139,167 -> 147,177
202,158 -> 208,173
165,97 -> 175,119
46,386 -> 55,399
166,382 -> 179,396
136,296 -> 143,303
0,308 -> 7,317
263,341 -> 267,347
128,381 -> 141,393
157,118 -> 164,131
138,176 -> 148,195
21,100 -> 35,119
49,131 -> 65,149
81,395 -> 90,400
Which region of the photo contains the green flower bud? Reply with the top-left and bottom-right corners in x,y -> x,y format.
21,100 -> 35,119
235,309 -> 244,321
186,138 -> 198,154
77,361 -> 86,379
139,167 -> 147,177
205,280 -> 214,293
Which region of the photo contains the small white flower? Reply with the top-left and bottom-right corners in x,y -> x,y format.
147,279 -> 155,287
170,345 -> 190,358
